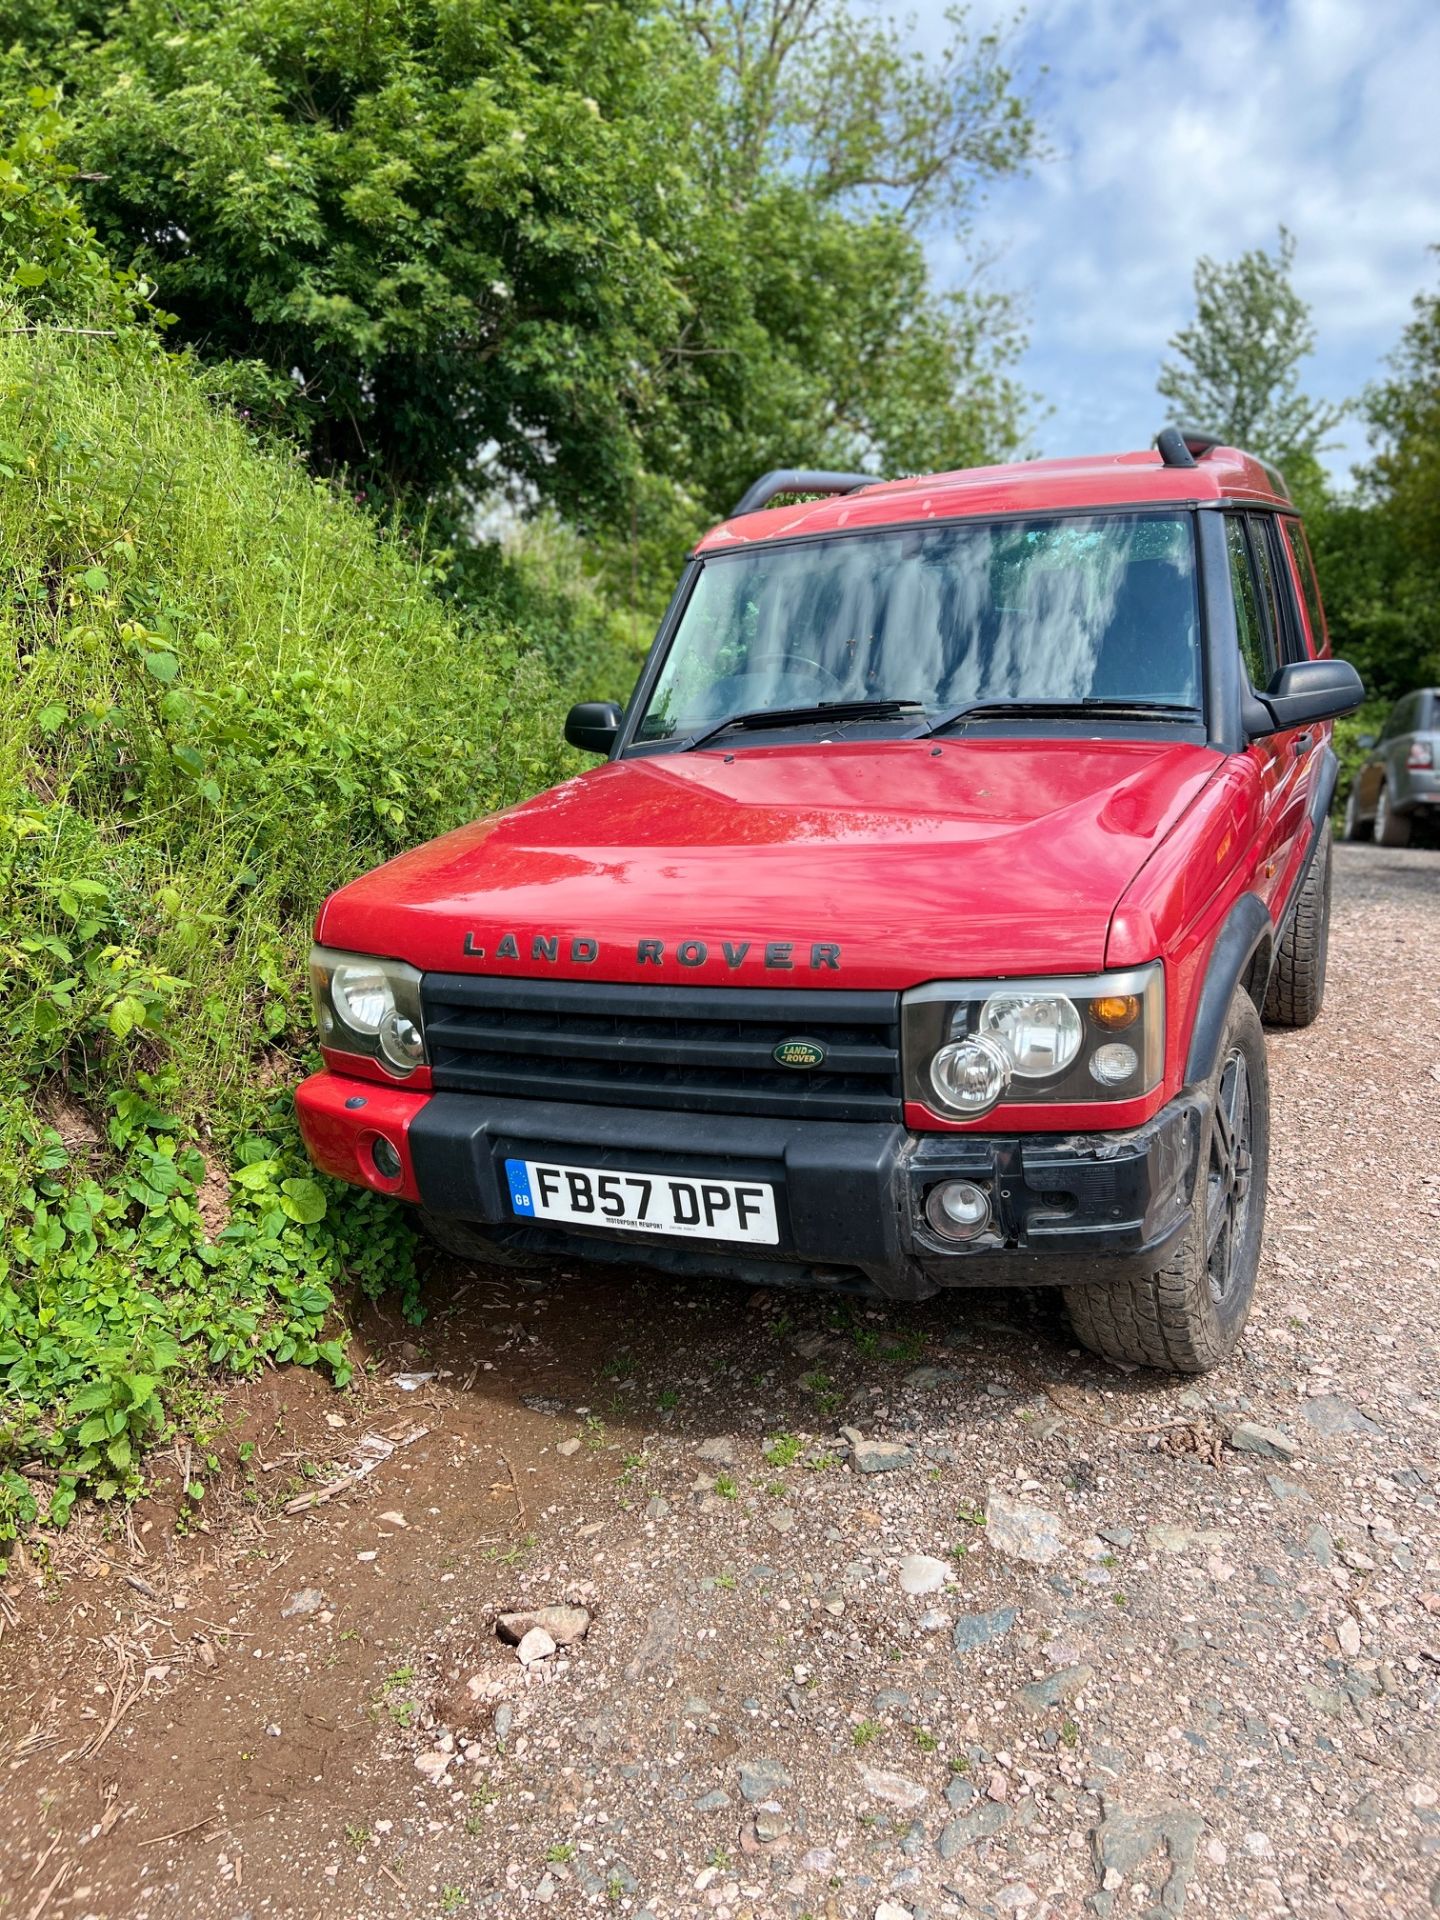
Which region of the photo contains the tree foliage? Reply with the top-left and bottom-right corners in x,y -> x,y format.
3,0 -> 1041,534
0,80 -> 156,325
679,0 -> 1037,220
1312,254 -> 1440,699
1157,227 -> 1343,478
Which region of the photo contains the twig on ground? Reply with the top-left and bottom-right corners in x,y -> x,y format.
81,1643 -> 145,1760
30,1831 -> 60,1878
24,1859 -> 69,1920
281,1425 -> 428,1516
497,1450 -> 526,1524
6,1722 -> 60,1767
138,1810 -> 217,1848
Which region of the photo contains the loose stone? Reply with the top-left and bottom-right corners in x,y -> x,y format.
986,1491 -> 1065,1565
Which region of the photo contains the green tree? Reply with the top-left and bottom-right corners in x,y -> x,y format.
1158,227 -> 1343,482
0,82 -> 155,326
3,0 -> 709,514
596,0 -> 1041,589
678,0 -> 1037,218
1313,252 -> 1440,698
1364,252 -> 1440,580
1,0 -> 1040,538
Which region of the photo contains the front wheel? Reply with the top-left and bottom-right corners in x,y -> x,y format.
1374,780 -> 1412,848
420,1211 -> 551,1270
1065,987 -> 1269,1373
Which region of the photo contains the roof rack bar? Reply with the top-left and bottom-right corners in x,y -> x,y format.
1154,423 -> 1291,501
729,468 -> 879,518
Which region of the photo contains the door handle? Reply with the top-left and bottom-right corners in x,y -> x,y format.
1292,730 -> 1314,755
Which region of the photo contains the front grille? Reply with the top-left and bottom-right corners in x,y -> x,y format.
422,976 -> 902,1122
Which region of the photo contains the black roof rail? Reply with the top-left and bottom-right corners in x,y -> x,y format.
729,468 -> 879,518
1154,423 -> 1290,501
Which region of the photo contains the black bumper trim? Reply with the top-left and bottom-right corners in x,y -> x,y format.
408,1090 -> 1204,1302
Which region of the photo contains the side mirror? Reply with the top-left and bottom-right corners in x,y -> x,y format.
565,700 -> 622,755
1250,658 -> 1365,735
1356,733 -> 1377,751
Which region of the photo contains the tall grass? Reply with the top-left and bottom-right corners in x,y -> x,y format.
0,321 -> 590,1544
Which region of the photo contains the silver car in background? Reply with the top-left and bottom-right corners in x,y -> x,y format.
1344,687 -> 1439,847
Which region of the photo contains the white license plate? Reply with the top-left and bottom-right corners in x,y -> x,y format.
504,1158 -> 779,1245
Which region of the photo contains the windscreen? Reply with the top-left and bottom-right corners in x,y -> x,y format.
636,512 -> 1201,741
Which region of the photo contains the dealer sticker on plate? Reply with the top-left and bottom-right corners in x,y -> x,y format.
504,1158 -> 778,1245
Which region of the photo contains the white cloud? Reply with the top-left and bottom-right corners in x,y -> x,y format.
917,0 -> 1440,481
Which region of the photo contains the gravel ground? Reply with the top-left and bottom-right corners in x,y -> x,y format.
2,840 -> 1438,1920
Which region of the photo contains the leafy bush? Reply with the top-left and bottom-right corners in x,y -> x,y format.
0,319 -> 580,1556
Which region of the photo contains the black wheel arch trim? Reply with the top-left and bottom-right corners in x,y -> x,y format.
1184,892 -> 1273,1085
1186,740 -> 1339,1083
1308,742 -> 1340,836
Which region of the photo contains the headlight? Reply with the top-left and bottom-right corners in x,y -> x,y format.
903,965 -> 1164,1119
331,960 -> 392,1035
310,945 -> 427,1077
978,991 -> 1083,1078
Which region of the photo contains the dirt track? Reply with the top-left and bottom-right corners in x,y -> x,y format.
2,840 -> 1439,1920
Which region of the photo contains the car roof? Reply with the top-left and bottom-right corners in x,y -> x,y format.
694,447 -> 1291,556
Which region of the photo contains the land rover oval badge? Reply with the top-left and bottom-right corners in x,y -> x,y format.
773,1038 -> 826,1069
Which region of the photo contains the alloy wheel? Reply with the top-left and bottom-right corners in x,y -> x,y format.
1205,1045 -> 1254,1304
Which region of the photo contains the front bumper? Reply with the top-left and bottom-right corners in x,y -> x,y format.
297,1071 -> 1204,1301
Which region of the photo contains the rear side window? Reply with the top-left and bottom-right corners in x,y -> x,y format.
1225,518 -> 1273,690
1282,520 -> 1328,654
1247,515 -> 1296,664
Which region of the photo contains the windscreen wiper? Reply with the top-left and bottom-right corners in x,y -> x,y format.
922,698 -> 1201,739
680,698 -> 925,753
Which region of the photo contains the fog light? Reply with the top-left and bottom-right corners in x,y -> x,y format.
1089,1041 -> 1139,1086
925,1179 -> 992,1241
370,1135 -> 402,1182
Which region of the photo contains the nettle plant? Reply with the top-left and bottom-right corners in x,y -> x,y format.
0,1078 -> 418,1552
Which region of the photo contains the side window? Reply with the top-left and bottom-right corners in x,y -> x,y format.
1282,519 -> 1328,655
1247,515 -> 1296,665
1225,517 -> 1273,690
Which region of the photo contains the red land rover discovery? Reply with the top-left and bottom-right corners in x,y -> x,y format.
297,428 -> 1363,1373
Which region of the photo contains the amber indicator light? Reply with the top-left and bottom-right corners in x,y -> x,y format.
1092,994 -> 1140,1030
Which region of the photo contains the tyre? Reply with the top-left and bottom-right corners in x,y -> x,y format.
1374,780 -> 1412,848
1342,785 -> 1371,842
1065,986 -> 1269,1374
420,1210 -> 551,1270
1263,827 -> 1330,1028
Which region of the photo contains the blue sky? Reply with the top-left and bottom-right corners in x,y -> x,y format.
916,0 -> 1440,482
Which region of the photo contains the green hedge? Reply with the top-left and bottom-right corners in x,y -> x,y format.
0,321 -> 581,1551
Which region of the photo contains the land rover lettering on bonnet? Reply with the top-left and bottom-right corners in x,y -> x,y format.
459,932 -> 843,970
298,432 -> 1363,1372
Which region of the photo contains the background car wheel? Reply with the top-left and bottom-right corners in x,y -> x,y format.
1065,986 -> 1269,1373
1374,780 -> 1412,847
1263,827 -> 1330,1028
420,1210 -> 551,1269
1342,786 -> 1372,841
